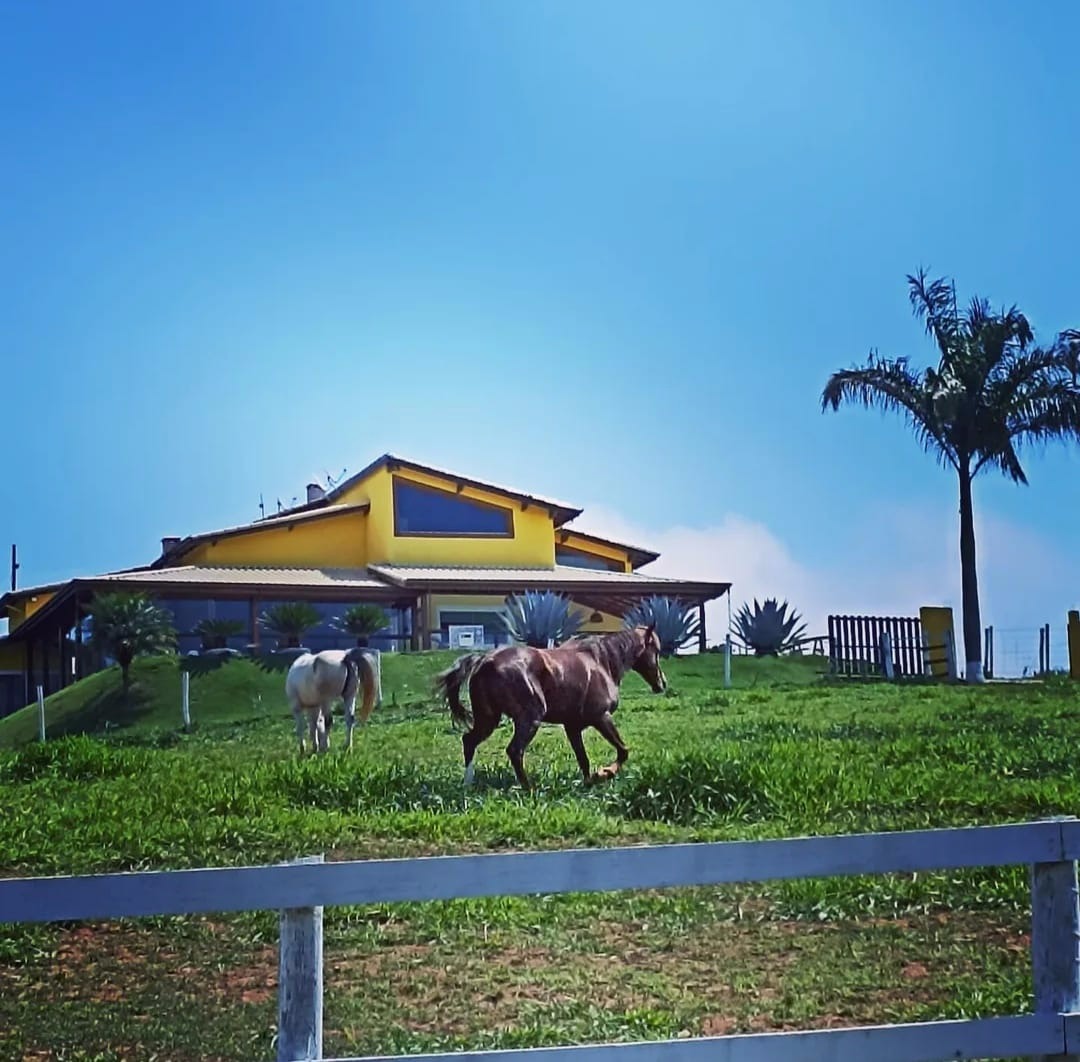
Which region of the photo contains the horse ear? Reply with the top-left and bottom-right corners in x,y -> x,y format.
645,623 -> 655,638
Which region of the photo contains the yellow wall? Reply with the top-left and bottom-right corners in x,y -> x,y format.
185,510 -> 368,568
0,640 -> 25,669
558,533 -> 632,573
6,592 -> 55,633
919,606 -> 956,679
337,466 -> 556,568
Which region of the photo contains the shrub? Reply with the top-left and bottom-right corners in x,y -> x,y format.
258,602 -> 322,649
192,618 -> 246,651
333,603 -> 390,646
623,595 -> 700,656
731,597 -> 807,656
87,592 -> 177,692
501,591 -> 586,648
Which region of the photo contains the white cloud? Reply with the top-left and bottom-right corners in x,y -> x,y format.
568,502 -> 1079,673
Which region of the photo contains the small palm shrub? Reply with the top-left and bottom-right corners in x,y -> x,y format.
731,598 -> 808,656
501,591 -> 586,648
622,595 -> 700,656
192,618 -> 246,651
333,603 -> 390,647
258,602 -> 322,649
88,592 -> 177,693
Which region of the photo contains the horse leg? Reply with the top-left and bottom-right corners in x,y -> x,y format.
506,714 -> 542,791
564,725 -> 591,781
342,690 -> 357,753
316,706 -> 330,754
290,699 -> 307,757
591,711 -> 629,783
461,685 -> 498,787
307,709 -> 320,755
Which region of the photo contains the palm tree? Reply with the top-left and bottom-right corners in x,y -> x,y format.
88,592 -> 177,694
822,270 -> 1080,682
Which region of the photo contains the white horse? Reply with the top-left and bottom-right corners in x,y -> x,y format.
285,648 -> 379,755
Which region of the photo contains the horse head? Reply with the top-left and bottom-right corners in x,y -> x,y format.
632,624 -> 667,693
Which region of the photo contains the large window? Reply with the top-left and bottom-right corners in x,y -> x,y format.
556,544 -> 624,572
393,477 -> 513,537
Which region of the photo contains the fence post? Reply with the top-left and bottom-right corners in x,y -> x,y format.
880,630 -> 894,680
723,635 -> 732,689
1030,819 -> 1080,1062
36,685 -> 45,742
1069,611 -> 1080,681
181,670 -> 191,732
278,854 -> 324,1062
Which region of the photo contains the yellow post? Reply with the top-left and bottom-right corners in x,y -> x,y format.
1068,610 -> 1080,681
919,606 -> 956,680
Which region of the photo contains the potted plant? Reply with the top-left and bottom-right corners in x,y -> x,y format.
192,617 -> 246,652
258,602 -> 322,650
333,603 -> 390,647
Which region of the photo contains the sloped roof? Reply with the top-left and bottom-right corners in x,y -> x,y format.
153,503 -> 370,567
279,453 -> 584,527
556,527 -> 661,569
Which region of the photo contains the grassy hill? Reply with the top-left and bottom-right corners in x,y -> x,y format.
0,647 -> 823,749
3,648 -> 1077,1061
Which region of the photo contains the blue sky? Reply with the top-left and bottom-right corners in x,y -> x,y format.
3,1 -> 1079,669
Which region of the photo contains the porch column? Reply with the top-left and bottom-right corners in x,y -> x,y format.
25,640 -> 33,707
249,597 -> 260,650
698,601 -> 707,653
58,623 -> 67,689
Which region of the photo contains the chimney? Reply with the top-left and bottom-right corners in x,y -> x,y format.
161,536 -> 181,554
306,482 -> 327,504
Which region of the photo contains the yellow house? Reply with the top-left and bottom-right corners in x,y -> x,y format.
0,454 -> 730,714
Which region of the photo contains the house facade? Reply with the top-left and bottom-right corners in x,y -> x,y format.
0,454 -> 730,716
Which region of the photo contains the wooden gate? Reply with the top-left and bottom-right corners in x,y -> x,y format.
827,614 -> 925,678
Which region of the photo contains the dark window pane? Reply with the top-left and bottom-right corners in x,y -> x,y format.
394,479 -> 512,536
556,546 -> 623,571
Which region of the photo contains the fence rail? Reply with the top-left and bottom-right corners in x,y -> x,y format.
2,818 -> 1079,1062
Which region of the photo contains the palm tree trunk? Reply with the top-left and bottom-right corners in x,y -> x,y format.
957,466 -> 984,683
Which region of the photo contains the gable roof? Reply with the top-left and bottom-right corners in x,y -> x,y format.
277,453 -> 584,528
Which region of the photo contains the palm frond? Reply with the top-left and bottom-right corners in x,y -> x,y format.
907,268 -> 960,363
821,355 -> 956,468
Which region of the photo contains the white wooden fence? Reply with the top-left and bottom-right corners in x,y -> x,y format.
2,817 -> 1080,1062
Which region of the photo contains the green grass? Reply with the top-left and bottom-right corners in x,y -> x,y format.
0,649 -> 1076,1060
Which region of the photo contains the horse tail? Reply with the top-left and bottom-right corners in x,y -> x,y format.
343,649 -> 379,724
433,652 -> 487,729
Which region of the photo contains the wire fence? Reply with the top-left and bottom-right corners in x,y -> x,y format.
986,625 -> 1070,679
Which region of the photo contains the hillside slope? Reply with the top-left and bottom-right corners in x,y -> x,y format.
0,649 -> 825,748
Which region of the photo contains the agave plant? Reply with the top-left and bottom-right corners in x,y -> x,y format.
192,617 -> 246,651
258,601 -> 322,649
332,603 -> 390,647
501,590 -> 586,648
731,598 -> 808,656
622,595 -> 700,657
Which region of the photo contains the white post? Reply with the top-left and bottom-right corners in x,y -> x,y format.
181,670 -> 191,731
36,685 -> 45,742
278,854 -> 324,1062
1029,819 -> 1080,1062
723,635 -> 732,689
880,631 -> 895,680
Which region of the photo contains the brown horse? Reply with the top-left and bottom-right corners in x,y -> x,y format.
433,625 -> 666,790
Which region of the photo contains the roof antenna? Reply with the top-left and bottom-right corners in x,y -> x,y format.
10,544 -> 18,592
258,493 -> 266,520
325,467 -> 347,489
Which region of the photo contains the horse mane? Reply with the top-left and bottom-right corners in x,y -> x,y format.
573,627 -> 641,678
